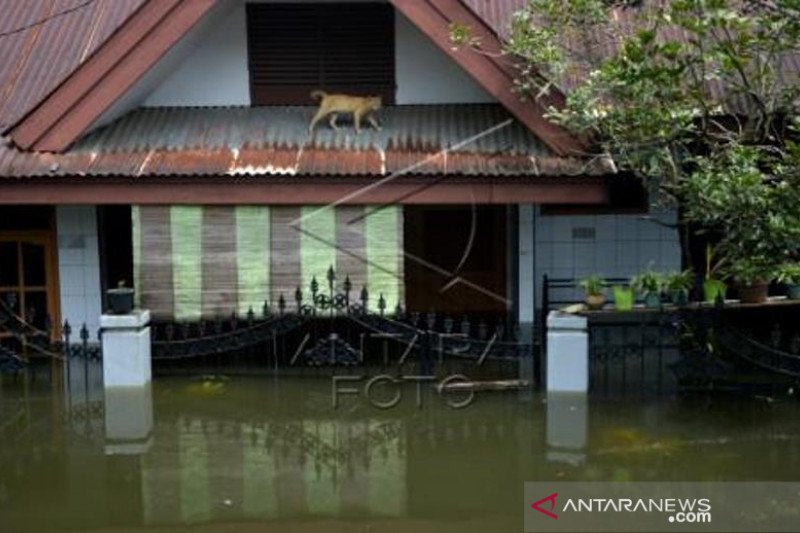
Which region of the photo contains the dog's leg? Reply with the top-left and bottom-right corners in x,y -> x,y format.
354,110 -> 363,134
329,113 -> 340,131
309,109 -> 327,133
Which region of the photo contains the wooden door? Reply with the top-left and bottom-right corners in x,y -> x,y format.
0,231 -> 60,341
404,206 -> 507,316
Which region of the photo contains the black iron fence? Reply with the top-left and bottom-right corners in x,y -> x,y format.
148,268 -> 534,380
541,276 -> 800,397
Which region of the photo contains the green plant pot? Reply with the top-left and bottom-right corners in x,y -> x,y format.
612,286 -> 634,311
787,284 -> 800,300
643,292 -> 661,309
670,289 -> 689,307
703,279 -> 727,304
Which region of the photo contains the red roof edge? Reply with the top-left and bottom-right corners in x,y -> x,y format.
7,0 -> 217,153
390,0 -> 587,156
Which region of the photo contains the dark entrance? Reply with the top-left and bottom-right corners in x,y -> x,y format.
403,205 -> 508,316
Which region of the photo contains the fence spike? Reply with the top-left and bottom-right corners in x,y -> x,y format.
327,265 -> 336,288
426,312 -> 436,331
343,275 -> 352,294
460,315 -> 470,337
444,316 -> 454,334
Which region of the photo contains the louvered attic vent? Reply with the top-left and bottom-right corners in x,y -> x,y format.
246,3 -> 396,105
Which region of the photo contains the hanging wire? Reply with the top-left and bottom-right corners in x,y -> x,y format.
0,0 -> 97,40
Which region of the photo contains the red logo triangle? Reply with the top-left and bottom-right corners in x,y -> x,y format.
531,492 -> 559,520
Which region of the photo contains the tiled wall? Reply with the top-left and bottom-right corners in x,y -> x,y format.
57,206 -> 102,337
533,210 -> 682,307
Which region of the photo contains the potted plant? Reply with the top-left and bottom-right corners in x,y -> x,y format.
579,275 -> 606,310
723,256 -> 776,304
612,285 -> 634,311
631,270 -> 663,309
107,280 -> 135,315
703,244 -> 727,304
776,263 -> 800,300
664,270 -> 693,306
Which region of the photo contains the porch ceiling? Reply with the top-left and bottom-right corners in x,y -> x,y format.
0,104 -> 615,179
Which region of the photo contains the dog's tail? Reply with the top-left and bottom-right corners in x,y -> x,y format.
310,90 -> 327,101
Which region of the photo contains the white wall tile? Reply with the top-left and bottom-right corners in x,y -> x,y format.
552,218 -> 573,242
57,206 -> 102,335
532,210 -> 681,308
552,242 -> 573,270
638,241 -> 662,266
574,242 -> 596,270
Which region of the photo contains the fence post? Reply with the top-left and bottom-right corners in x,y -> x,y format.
100,309 -> 151,388
546,310 -> 588,393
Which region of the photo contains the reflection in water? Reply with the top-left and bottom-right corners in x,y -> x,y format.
141,416 -> 407,524
105,385 -> 153,455
546,392 -> 587,466
1,362 -> 800,531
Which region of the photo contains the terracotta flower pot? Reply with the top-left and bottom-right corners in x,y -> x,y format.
736,281 -> 769,304
585,293 -> 606,310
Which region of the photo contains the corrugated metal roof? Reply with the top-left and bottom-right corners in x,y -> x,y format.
0,104 -> 616,177
0,0 -> 147,131
462,0 -> 526,37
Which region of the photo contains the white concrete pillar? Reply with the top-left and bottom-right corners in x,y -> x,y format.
100,310 -> 152,388
546,311 -> 588,393
518,204 -> 536,339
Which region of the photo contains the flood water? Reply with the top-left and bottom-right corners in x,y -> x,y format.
2,363 -> 800,532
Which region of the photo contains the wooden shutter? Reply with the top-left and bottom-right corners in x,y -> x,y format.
246,3 -> 396,105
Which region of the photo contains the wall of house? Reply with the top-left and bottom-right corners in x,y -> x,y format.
142,1 -> 495,108
532,209 -> 682,310
394,12 -> 495,104
57,206 -> 102,337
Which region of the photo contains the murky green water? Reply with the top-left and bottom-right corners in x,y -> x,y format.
1,365 -> 800,532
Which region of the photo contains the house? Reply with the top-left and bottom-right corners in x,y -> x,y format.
0,0 -> 680,342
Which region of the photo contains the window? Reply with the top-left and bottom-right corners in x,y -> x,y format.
246,3 -> 396,105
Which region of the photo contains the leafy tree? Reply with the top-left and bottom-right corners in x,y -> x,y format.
453,0 -> 800,278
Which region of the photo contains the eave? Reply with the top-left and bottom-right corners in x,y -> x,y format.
0,175 -> 611,205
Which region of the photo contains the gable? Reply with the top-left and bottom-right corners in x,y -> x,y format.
4,0 -> 583,156
141,2 -> 495,108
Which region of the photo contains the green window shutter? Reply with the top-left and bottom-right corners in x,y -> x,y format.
300,206 -> 337,299
171,206 -> 203,321
365,206 -> 404,313
236,206 -> 271,316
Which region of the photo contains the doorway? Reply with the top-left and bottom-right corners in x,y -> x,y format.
0,208 -> 60,346
403,205 -> 508,317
